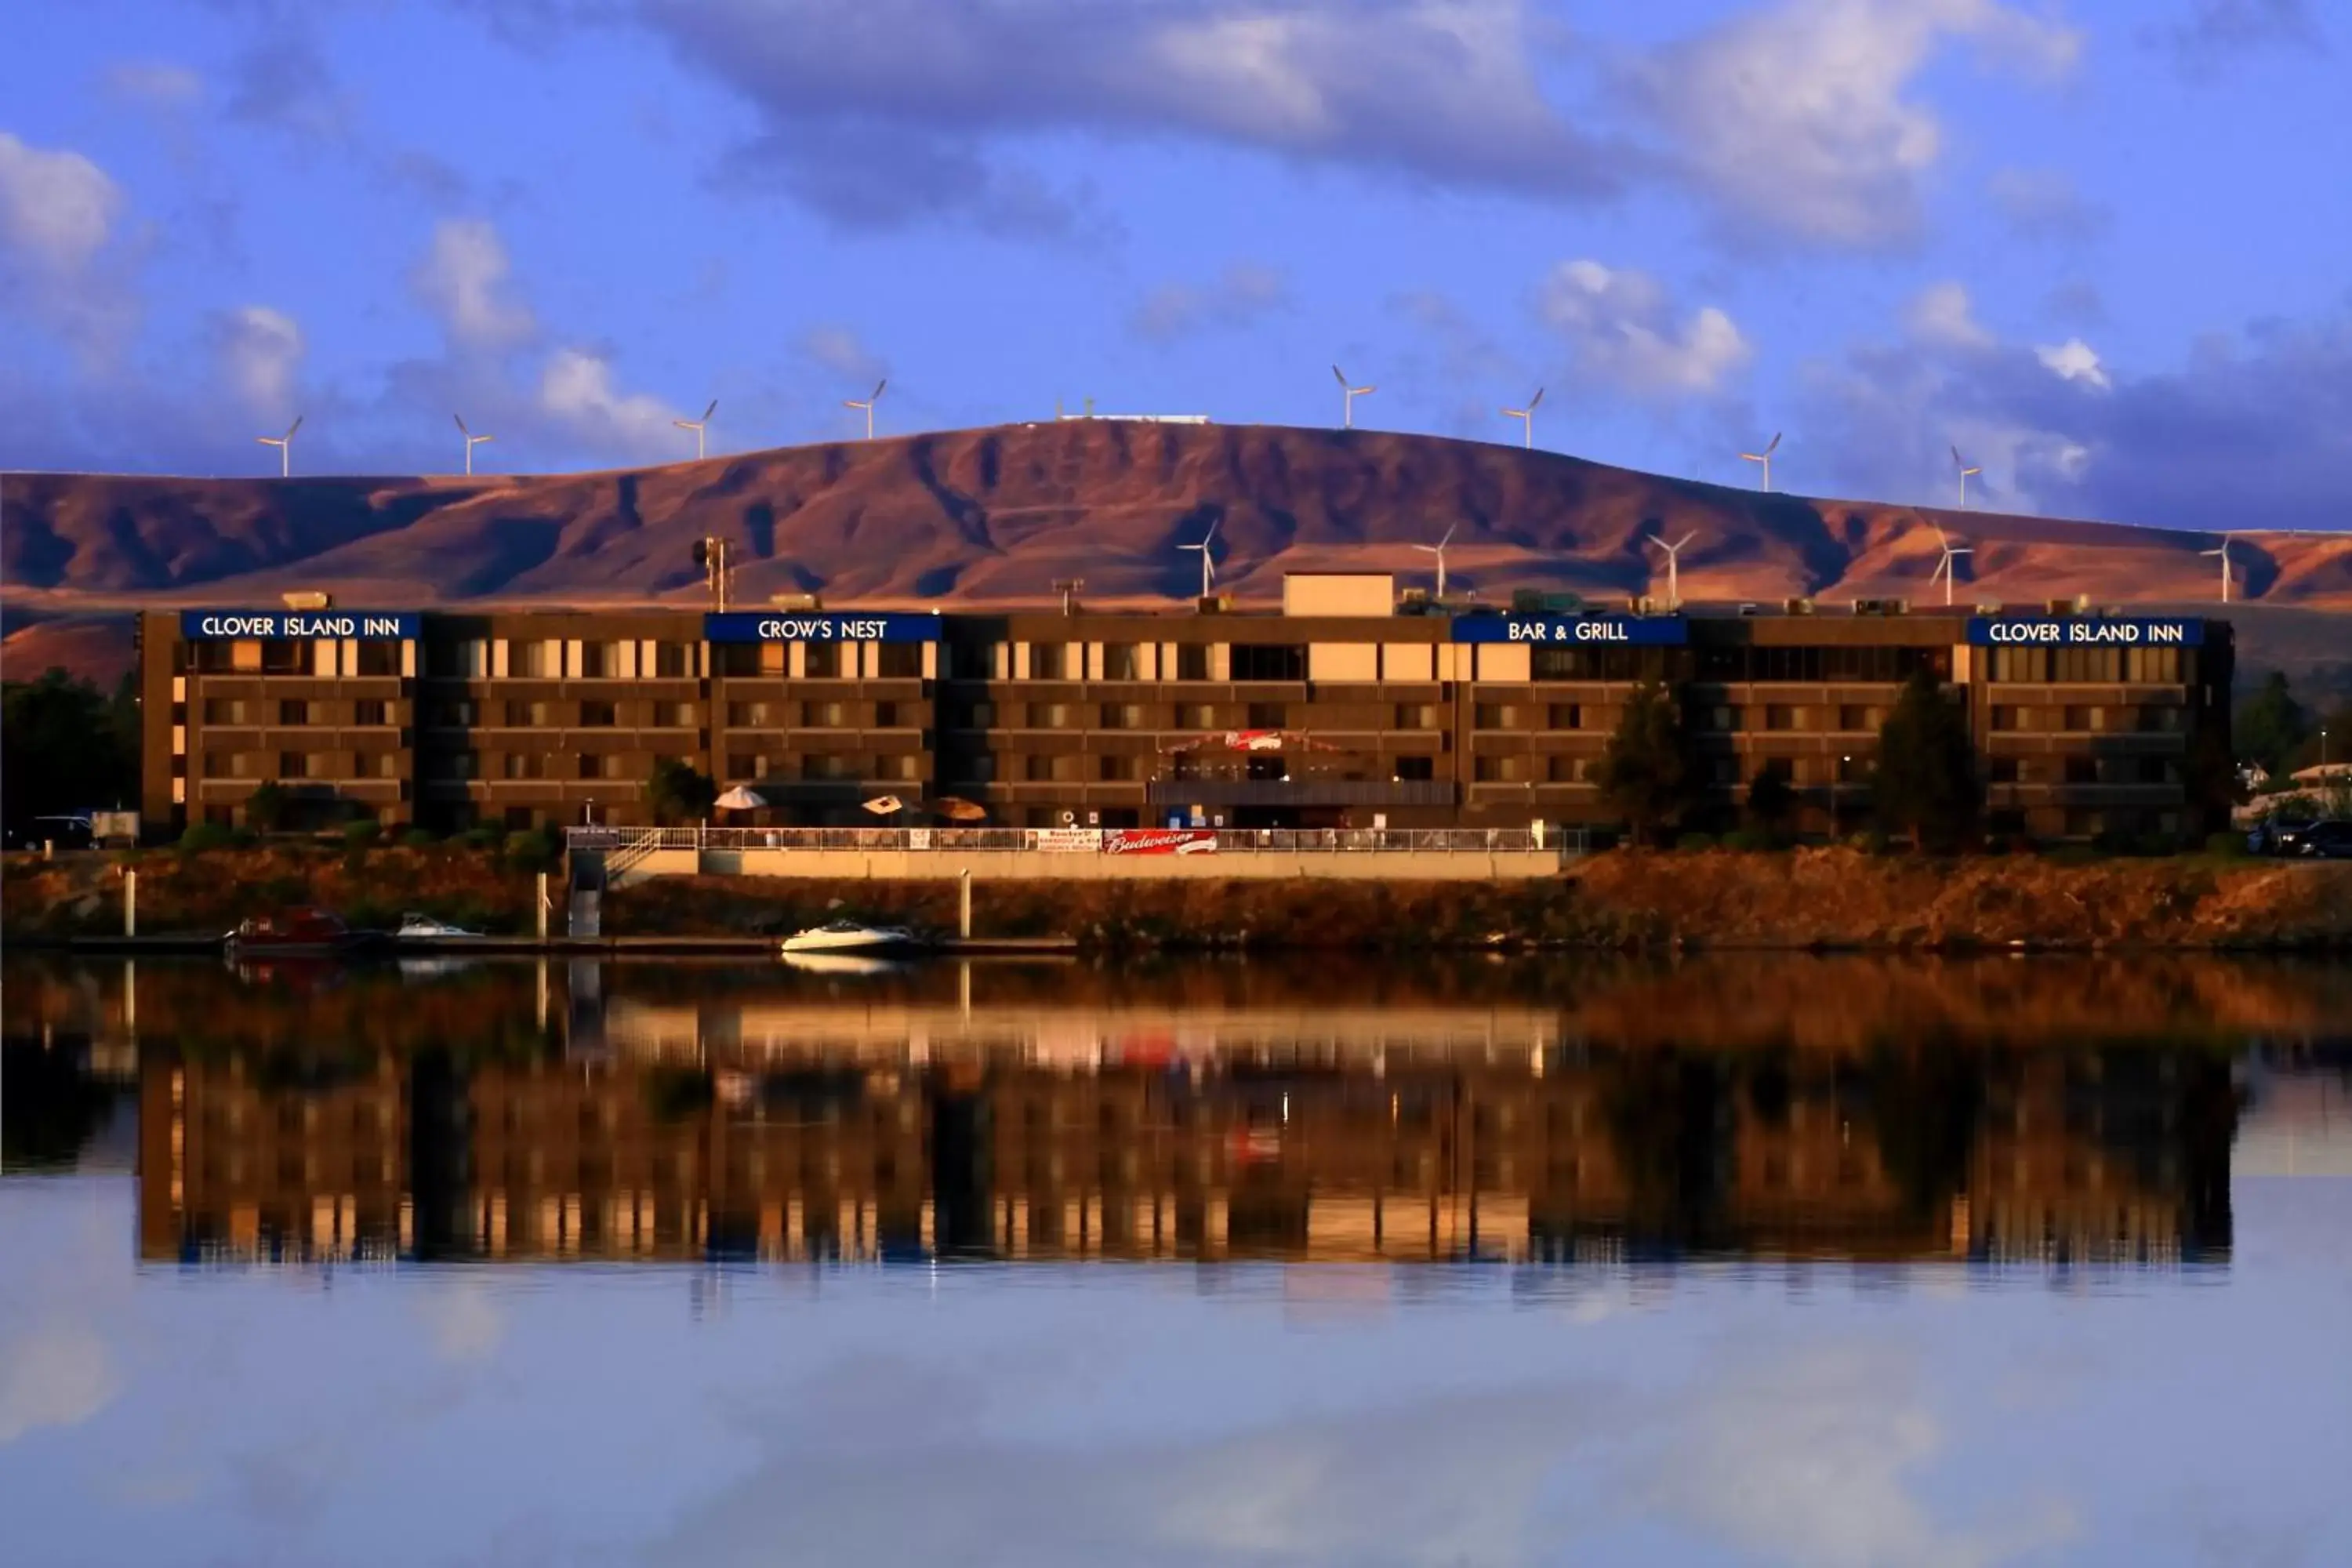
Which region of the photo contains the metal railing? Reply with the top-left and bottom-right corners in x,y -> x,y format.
566,826 -> 1579,855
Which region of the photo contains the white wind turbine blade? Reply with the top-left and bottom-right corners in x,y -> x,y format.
872,379 -> 887,401
1333,365 -> 1348,387
1439,523 -> 1456,548
702,399 -> 718,421
1526,387 -> 1544,411
454,414 -> 469,436
1764,431 -> 1780,456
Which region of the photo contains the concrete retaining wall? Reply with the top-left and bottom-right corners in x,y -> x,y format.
611,848 -> 1563,886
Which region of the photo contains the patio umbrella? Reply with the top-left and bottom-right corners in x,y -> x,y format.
862,794 -> 907,815
932,796 -> 989,822
713,786 -> 766,811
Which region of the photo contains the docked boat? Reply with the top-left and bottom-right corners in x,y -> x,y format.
223,906 -> 383,957
779,919 -> 924,956
781,951 -> 913,978
395,912 -> 480,938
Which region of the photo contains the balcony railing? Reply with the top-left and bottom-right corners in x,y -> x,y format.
568,825 -> 1570,855
1143,779 -> 1457,808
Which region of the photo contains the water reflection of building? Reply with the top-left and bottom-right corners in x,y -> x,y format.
135,1001 -> 2238,1269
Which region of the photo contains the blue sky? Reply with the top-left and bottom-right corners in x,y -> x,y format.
1,1 -> 2347,531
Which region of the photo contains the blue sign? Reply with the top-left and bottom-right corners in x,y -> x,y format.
1450,615 -> 1689,646
704,612 -> 942,644
1966,617 -> 2203,647
180,610 -> 419,639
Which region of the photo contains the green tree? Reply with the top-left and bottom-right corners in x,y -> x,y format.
2,669 -> 138,829
2234,671 -> 2307,781
1595,682 -> 1696,847
243,780 -> 292,833
1873,670 -> 1979,851
644,758 -> 717,825
1744,760 -> 1798,840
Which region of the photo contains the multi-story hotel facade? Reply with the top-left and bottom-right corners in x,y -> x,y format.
140,574 -> 2233,843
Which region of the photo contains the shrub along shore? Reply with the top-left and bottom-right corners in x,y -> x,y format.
3,838 -> 2347,951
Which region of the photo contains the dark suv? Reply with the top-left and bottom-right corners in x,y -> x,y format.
2286,820 -> 2352,859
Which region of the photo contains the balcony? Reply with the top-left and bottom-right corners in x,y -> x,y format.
1145,779 -> 1456,808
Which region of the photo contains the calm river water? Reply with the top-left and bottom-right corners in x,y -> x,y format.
4,953 -> 2349,1566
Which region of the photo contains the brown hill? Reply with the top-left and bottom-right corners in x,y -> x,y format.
5,421 -> 2349,616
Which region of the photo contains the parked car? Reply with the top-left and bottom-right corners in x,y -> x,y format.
2270,818 -> 2348,858
3,815 -> 95,851
2286,820 -> 2352,859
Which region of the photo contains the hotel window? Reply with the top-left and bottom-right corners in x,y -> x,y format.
1102,644 -> 1141,681
880,753 -> 921,781
512,641 -> 554,678
1706,706 -> 1743,731
260,641 -> 310,675
425,699 -> 476,728
802,700 -> 848,728
2062,706 -> 2096,731
727,702 -> 773,727
1246,702 -> 1287,728
1024,754 -> 1054,782
1098,754 -> 1139,781
579,642 -> 625,678
355,642 -> 401,677
877,643 -> 923,679
652,701 -> 696,728
2064,757 -> 2101,784
354,700 -> 389,727
2137,706 -> 2183,732
654,643 -> 693,678
1392,755 -> 1435,782
1028,702 -> 1073,728
375,752 -> 401,779
2137,757 -> 2178,785
1763,705 -> 1798,731
505,699 -> 553,728
1178,703 -> 1218,729
1990,706 -> 2020,731
435,752 -> 479,781
1030,643 -> 1067,680
1473,755 -> 1527,783
1547,704 -> 1582,731
1395,703 -> 1437,730
1175,645 -> 1212,681
580,702 -> 619,728
955,755 -> 996,785
1987,757 -> 2020,782
1099,703 -> 1146,730
502,753 -> 550,780
803,642 -> 843,678
1231,644 -> 1306,681
1547,755 -> 1591,783
1474,704 -> 1521,730
203,699 -> 251,724
2125,646 -> 2180,683
957,700 -> 996,729
725,753 -> 757,780
804,754 -> 856,781
278,699 -> 311,725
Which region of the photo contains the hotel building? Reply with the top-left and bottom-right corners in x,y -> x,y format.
140,575 -> 2232,843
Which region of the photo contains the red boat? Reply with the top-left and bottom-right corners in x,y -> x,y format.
222,906 -> 383,957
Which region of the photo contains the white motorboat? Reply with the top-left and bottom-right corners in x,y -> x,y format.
779,918 -> 923,955
396,912 -> 480,938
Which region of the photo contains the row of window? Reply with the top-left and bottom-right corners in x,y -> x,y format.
183,643 -> 403,676
427,641 -> 698,679
1985,646 -> 2187,684
1990,705 -> 2185,734
201,753 -> 401,779
710,643 -> 926,679
1988,757 -> 2180,786
719,754 -> 925,782
204,699 -> 395,727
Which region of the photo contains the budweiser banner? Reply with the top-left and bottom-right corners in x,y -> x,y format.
1105,828 -> 1219,855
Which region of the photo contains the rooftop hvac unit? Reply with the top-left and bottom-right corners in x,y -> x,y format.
281,590 -> 332,611
1738,602 -> 1761,616
1784,597 -> 1816,615
771,592 -> 823,611
2046,598 -> 2077,615
1196,593 -> 1232,615
1635,595 -> 1661,616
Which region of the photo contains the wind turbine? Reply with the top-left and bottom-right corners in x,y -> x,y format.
454,414 -> 493,476
2201,532 -> 2239,603
1332,365 -> 1374,429
844,379 -> 887,441
1179,518 -> 1220,599
255,415 -> 303,477
1645,531 -> 1696,612
1501,387 -> 1544,448
674,398 -> 717,459
1928,524 -> 1973,607
1951,445 -> 1983,509
1740,432 -> 1781,492
1414,524 -> 1457,600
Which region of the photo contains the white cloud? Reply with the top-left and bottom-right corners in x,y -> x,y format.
101,59 -> 205,110
538,347 -> 688,456
2035,338 -> 2111,388
1905,282 -> 1994,350
1630,0 -> 2082,246
0,132 -> 123,275
0,1323 -> 118,1445
212,305 -> 307,415
411,219 -> 536,350
1130,262 -> 1290,344
798,324 -> 889,386
1537,260 -> 1750,397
